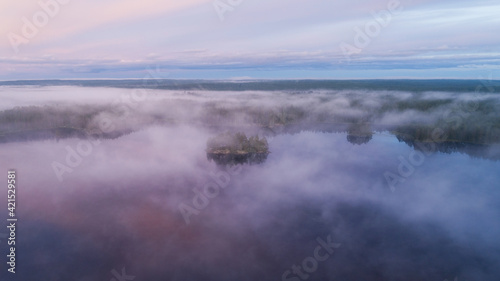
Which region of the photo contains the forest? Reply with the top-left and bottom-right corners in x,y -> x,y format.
1,86 -> 499,160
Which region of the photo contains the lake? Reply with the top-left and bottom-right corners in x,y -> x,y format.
0,83 -> 499,281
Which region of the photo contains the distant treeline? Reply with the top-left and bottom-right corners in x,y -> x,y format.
1,88 -> 499,159
1,79 -> 500,92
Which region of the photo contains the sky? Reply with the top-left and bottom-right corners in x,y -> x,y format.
1,0 -> 499,80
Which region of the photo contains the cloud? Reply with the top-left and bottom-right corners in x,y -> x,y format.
1,0 -> 499,78
1,86 -> 500,280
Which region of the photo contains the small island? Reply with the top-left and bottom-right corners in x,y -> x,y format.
206,132 -> 270,165
346,123 -> 373,145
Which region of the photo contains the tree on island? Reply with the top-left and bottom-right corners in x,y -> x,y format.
207,132 -> 269,154
206,132 -> 269,165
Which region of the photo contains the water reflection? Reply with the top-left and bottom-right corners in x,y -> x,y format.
1,127 -> 499,281
1,86 -> 500,281
346,122 -> 373,145
206,151 -> 269,165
